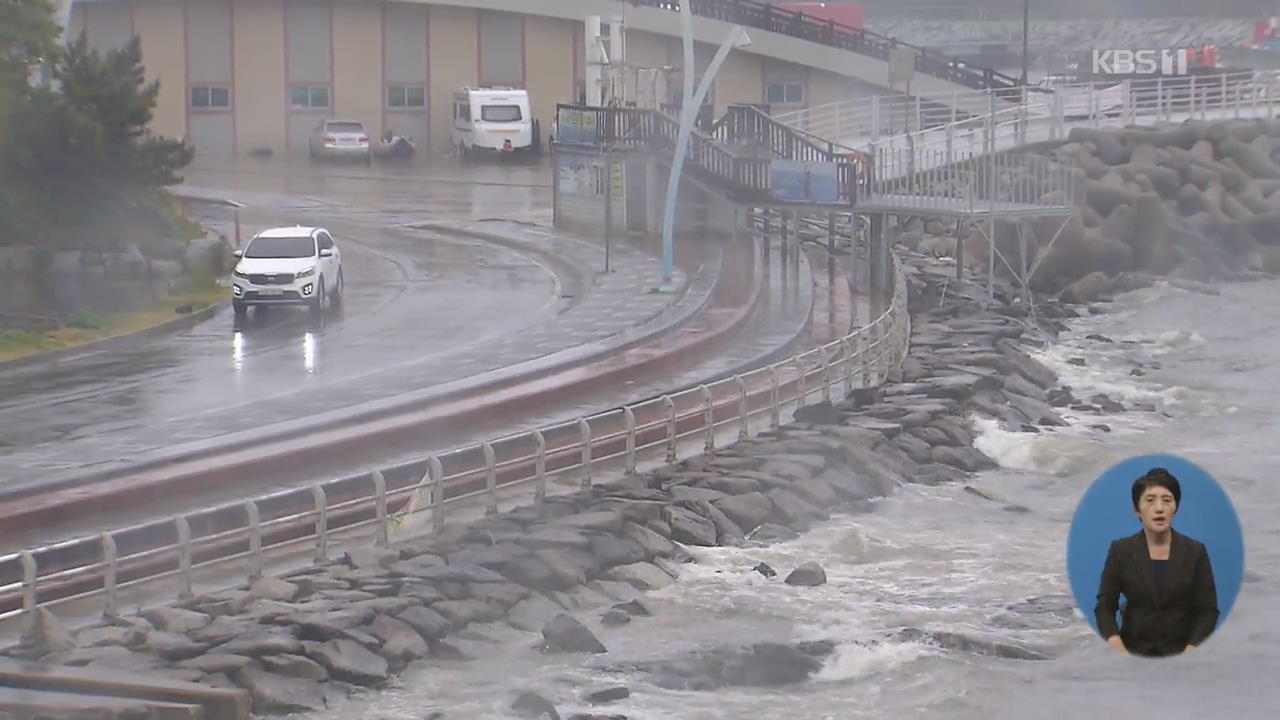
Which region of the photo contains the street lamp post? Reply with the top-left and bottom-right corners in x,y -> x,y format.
1021,0 -> 1030,86
657,4 -> 750,292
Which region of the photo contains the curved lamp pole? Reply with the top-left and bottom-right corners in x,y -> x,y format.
658,5 -> 750,291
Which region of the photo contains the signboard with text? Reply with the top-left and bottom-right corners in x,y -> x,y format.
770,161 -> 840,204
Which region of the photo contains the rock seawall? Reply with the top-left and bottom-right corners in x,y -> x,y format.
898,118 -> 1280,305
5,254 -> 1118,718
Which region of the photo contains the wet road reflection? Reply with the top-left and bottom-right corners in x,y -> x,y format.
0,184 -> 562,485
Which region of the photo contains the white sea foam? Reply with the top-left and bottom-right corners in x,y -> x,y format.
813,639 -> 938,682
969,415 -> 1100,475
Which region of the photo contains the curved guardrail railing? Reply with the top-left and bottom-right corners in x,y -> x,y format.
0,240 -> 911,631
776,69 -> 1280,153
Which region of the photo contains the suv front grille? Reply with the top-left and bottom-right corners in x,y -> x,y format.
249,273 -> 293,285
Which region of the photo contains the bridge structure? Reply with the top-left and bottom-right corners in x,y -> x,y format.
775,69 -> 1280,171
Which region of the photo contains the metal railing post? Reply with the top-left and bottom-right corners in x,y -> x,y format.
862,328 -> 874,387
244,501 -> 262,581
1222,74 -> 1229,116
372,470 -> 389,547
482,442 -> 498,516
769,367 -> 781,430
842,338 -> 854,396
531,432 -> 547,504
1157,75 -> 1165,122
1269,74 -> 1276,119
624,407 -> 637,473
662,395 -> 677,463
821,355 -> 832,402
428,455 -> 444,532
871,96 -> 880,140
20,551 -> 36,631
101,532 -> 118,618
578,418 -> 593,489
736,375 -> 749,441
701,385 -> 715,454
1017,85 -> 1027,144
175,516 -> 193,599
793,356 -> 807,407
312,487 -> 328,563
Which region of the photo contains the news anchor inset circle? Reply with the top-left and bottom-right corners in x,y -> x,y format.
1065,454 -> 1245,658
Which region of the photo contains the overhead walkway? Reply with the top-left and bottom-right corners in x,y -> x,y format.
440,0 -> 1019,106
777,69 -> 1280,165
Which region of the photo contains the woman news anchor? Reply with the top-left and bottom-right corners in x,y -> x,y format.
1095,468 -> 1220,657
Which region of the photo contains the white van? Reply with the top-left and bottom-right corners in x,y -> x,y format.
451,87 -> 540,157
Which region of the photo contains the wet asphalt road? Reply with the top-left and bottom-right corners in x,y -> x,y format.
0,157 -> 560,485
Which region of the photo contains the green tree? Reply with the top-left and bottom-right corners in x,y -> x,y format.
56,32 -> 194,188
0,0 -> 61,238
0,0 -> 60,89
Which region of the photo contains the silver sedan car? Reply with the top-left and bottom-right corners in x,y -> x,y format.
308,119 -> 372,164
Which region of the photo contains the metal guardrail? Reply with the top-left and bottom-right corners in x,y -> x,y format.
775,70 -> 1280,155
628,0 -> 1017,91
864,150 -> 1078,215
0,224 -> 911,630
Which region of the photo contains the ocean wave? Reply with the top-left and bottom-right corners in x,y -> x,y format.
813,639 -> 938,682
970,415 -> 1106,476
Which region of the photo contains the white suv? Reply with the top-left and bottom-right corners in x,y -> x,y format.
231,226 -> 344,317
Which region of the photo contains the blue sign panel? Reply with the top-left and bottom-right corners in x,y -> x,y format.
770,161 -> 840,204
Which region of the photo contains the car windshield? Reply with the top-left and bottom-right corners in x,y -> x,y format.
480,105 -> 522,122
325,122 -> 364,134
245,236 -> 315,259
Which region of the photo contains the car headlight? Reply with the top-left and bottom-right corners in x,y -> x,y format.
295,267 -> 316,279
233,270 -> 249,279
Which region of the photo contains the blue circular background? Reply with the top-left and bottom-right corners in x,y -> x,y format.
1066,453 -> 1245,639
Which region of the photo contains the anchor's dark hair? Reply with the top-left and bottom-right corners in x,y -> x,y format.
1132,468 -> 1182,511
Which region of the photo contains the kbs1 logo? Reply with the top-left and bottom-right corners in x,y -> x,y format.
1092,49 -> 1190,75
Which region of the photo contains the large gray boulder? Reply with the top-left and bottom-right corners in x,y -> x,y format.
784,563 -> 828,587
234,667 -> 327,714
261,653 -> 328,681
396,605 -> 452,640
143,607 -> 211,634
507,593 -> 566,632
309,638 -> 389,685
369,614 -> 429,663
712,492 -> 774,533
661,505 -> 717,546
542,614 -> 607,653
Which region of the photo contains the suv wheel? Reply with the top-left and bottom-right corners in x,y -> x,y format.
310,280 -> 326,317
232,299 -> 248,318
331,270 -> 344,307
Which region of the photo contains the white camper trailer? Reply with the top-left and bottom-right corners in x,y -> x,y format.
451,87 -> 539,158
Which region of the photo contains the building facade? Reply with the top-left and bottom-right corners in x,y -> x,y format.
68,0 -> 881,160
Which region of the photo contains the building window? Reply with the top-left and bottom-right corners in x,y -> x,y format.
191,85 -> 231,110
766,81 -> 805,105
388,85 -> 426,109
291,85 -> 330,110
